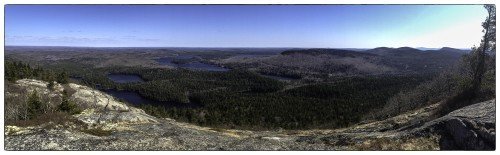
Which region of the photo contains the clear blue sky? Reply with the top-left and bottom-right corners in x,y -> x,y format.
5,5 -> 487,48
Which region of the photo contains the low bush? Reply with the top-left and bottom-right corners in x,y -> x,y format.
81,128 -> 112,137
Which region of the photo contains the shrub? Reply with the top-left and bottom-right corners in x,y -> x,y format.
47,81 -> 55,90
58,90 -> 82,114
57,71 -> 69,84
81,128 -> 112,137
5,111 -> 84,128
27,90 -> 44,120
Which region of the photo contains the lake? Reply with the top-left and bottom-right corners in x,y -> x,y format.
155,55 -> 195,66
108,74 -> 145,83
104,89 -> 201,108
156,56 -> 229,72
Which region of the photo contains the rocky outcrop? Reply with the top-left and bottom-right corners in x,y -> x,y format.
68,83 -> 130,112
9,79 -> 157,125
16,79 -> 64,93
66,83 -> 157,124
413,99 -> 496,150
4,79 -> 496,150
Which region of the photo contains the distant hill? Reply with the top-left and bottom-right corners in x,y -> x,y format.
365,47 -> 466,72
277,47 -> 467,74
438,47 -> 471,53
281,48 -> 377,57
367,47 -> 423,56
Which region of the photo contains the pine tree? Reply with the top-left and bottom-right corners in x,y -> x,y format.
57,71 -> 69,84
27,90 -> 43,119
58,90 -> 81,114
471,5 -> 496,93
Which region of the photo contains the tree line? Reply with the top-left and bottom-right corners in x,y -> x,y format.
5,61 -> 80,124
5,61 -> 69,84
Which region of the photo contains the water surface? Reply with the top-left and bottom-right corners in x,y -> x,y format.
108,74 -> 145,83
104,89 -> 201,108
156,56 -> 229,72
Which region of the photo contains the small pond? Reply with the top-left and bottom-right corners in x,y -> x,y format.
107,74 -> 145,83
104,89 -> 201,108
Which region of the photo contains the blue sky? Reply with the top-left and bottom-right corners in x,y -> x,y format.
5,5 -> 487,48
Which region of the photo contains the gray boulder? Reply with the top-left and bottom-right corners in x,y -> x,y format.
413,99 -> 495,150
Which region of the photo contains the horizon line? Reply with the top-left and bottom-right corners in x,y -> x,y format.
4,45 -> 472,50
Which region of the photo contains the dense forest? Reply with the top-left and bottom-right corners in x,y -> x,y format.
6,59 -> 435,129
136,73 -> 432,129
5,61 -> 69,84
